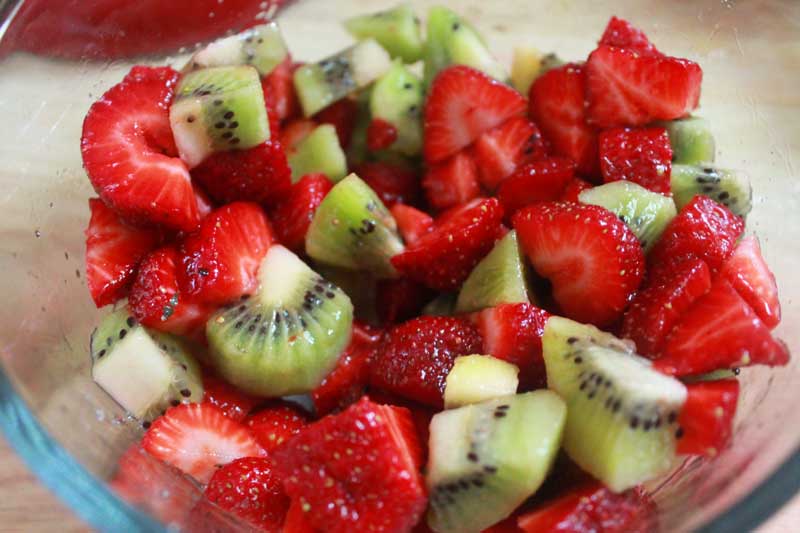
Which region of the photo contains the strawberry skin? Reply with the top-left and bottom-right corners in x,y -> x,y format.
599,127 -> 673,194
81,66 -> 200,232
677,379 -> 739,457
391,204 -> 435,246
245,402 -> 309,452
599,16 -> 662,56
284,498 -> 318,533
355,161 -> 421,208
367,118 -> 399,151
472,117 -> 549,190
559,177 -> 594,203
514,202 -> 645,327
422,151 -> 482,211
269,173 -> 333,252
424,66 -> 527,163
202,373 -> 259,422
497,157 -> 576,219
721,236 -> 781,329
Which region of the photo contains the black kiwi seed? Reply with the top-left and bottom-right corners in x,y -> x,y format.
567,337 -> 578,344
142,421 -> 151,429
630,417 -> 639,429
718,191 -> 730,200
667,411 -> 677,424
452,22 -> 461,31
171,399 -> 180,407
224,111 -> 234,119
180,389 -> 192,397
643,420 -> 652,431
483,465 -> 497,474
106,337 -> 113,346
222,131 -> 233,139
234,321 -> 243,329
472,478 -> 484,487
574,356 -> 583,364
613,399 -> 622,412
215,122 -> 225,129
238,304 -> 247,312
467,452 -> 479,462
653,417 -> 662,428
229,121 -> 239,129
126,316 -> 136,327
326,292 -> 336,299
248,324 -> 256,333
230,138 -> 241,145
497,404 -> 509,410
119,329 -> 127,340
97,349 -> 106,358
675,427 -> 684,439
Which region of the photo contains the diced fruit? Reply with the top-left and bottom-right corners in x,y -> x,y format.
366,117 -> 398,151
677,379 -> 739,456
314,98 -> 359,149
355,161 -> 421,208
370,61 -> 424,155
496,157 -> 576,218
659,116 -> 716,164
344,3 -> 424,63
426,391 -> 566,533
670,164 -> 752,218
473,117 -> 548,190
543,317 -> 687,492
598,127 -> 673,194
245,402 -> 309,452
287,124 -> 348,182
444,355 -> 519,408
721,236 -> 781,329
269,173 -> 333,253
376,278 -> 433,325
263,57 -> 301,122
510,47 -> 562,95
201,373 -> 259,422
560,177 -> 593,203
391,204 -> 435,245
280,118 -> 316,152
283,498 -> 318,533
184,22 -> 289,77
514,202 -> 645,327
598,16 -> 661,56
423,293 -> 458,317
422,151 -> 482,211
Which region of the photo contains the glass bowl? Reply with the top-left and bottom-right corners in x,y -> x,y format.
1,0 -> 799,531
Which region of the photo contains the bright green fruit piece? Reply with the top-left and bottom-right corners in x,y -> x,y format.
670,164 -> 752,218
287,124 -> 348,183
444,355 -> 519,409
184,22 -> 288,76
370,61 -> 424,156
659,116 -> 716,165
343,3 -> 424,63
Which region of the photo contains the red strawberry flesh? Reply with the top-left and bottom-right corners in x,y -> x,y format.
599,127 -> 673,194
497,157 -> 576,219
721,236 -> 781,329
367,117 -> 399,151
355,161 -> 421,208
677,379 -> 739,457
202,373 -> 259,422
245,402 -> 309,452
422,151 -> 482,211
599,16 -> 662,56
269,173 -> 333,252
391,204 -> 435,246
472,117 -> 549,190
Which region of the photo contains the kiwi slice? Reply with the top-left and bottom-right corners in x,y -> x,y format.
370,60 -> 424,156
510,47 -> 563,94
170,65 -> 269,168
426,391 -> 566,533
206,245 -> 353,397
91,308 -> 203,424
423,293 -> 457,317
305,174 -> 404,278
543,316 -> 687,492
184,22 -> 289,77
455,230 -> 531,313
579,181 -> 677,252
287,124 -> 348,183
293,39 -> 392,117
343,3 -> 424,63
444,355 -> 519,409
670,164 -> 752,218
658,117 -> 716,165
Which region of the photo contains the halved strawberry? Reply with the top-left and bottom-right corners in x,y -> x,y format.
245,401 -> 309,452
472,117 -> 549,190
621,257 -> 712,357
283,498 -> 318,533
599,16 -> 662,56
422,151 -> 482,211
178,202 -> 273,305
424,66 -> 527,164
369,316 -> 483,407
391,198 -> 505,291
280,118 -> 317,153
721,236 -> 781,329
314,98 -> 359,148
376,278 -> 433,325
81,66 -> 200,232
391,204 -> 435,246
598,127 -> 672,194
496,157 -> 576,219
528,64 -> 599,177
559,177 -> 594,202
142,403 -> 264,484
191,140 -> 292,206
268,173 -> 333,252
85,198 -> 160,307
366,117 -> 399,151
514,202 -> 645,327
355,161 -> 421,208
655,279 -> 790,376
263,57 -> 301,123
273,398 -> 427,533
677,379 -> 739,457
202,373 -> 259,422
585,45 -> 702,128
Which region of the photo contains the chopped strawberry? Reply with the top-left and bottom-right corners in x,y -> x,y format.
365,390 -> 433,467
599,16 -> 662,56
598,127 -> 672,194
142,403 -> 264,484
202,373 -> 259,422
391,204 -> 435,246
245,402 -> 309,452
677,379 -> 739,457
469,303 -> 551,389
649,195 -> 744,274
314,98 -> 359,148
366,118 -> 399,151
81,66 -> 200,232
355,161 -> 421,208
721,236 -> 781,329
369,316 -> 483,407
559,177 -> 594,202
263,57 -> 301,123
274,398 -> 427,533
392,198 -> 505,291
496,157 -> 576,219
422,151 -> 482,211
280,118 -> 317,153
191,140 -> 292,206
376,278 -> 434,325
268,173 -> 333,252
424,66 -> 527,164
84,198 -> 160,307
514,202 -> 645,327
283,498 -> 318,533
192,186 -> 216,220
528,64 -> 599,177
472,117 -> 549,190
585,45 -> 702,128
178,202 -> 273,305
655,279 -> 790,376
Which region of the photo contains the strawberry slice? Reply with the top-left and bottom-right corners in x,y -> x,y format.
376,278 -> 434,325
369,316 -> 482,407
472,117 -> 549,190
599,16 -> 662,56
366,118 -> 399,151
81,66 -> 200,232
365,391 -> 433,467
721,236 -> 781,329
142,403 -> 264,484
585,45 -> 702,128
273,398 -> 427,533
268,173 -> 333,252
355,161 -> 421,208
245,402 -> 309,452
191,140 -> 292,206
263,57 -> 301,123
424,66 -> 527,164
391,198 -> 505,291
85,198 -> 160,307
559,177 -> 594,202
391,204 -> 435,246
314,98 -> 359,149
178,202 -> 273,305
202,373 -> 259,422
283,498 -> 318,533
655,279 -> 790,376
598,127 -> 673,194
513,202 -> 645,327
469,303 -> 551,389
528,64 -> 599,177
677,379 -> 740,457
497,157 -> 576,219
422,151 -> 482,211
621,257 -> 712,357
193,186 -> 216,220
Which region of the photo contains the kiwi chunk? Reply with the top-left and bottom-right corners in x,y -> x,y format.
293,39 -> 391,116
206,245 -> 353,397
343,3 -> 424,63
579,181 -> 677,253
184,22 -> 288,77
510,47 -> 563,94
444,355 -> 519,409
427,391 -> 566,533
170,66 -> 269,168
423,293 -> 457,317
370,61 -> 424,156
659,116 -> 716,165
456,230 -> 531,313
287,124 -> 348,183
543,316 -> 687,492
305,174 -> 404,278
91,308 -> 203,423
670,164 -> 752,218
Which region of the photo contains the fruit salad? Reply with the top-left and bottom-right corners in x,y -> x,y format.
80,5 -> 788,532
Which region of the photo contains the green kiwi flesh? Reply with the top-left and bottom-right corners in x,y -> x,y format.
170,65 -> 269,168
543,316 -> 687,492
444,355 -> 519,409
206,245 -> 353,397
343,3 -> 424,63
370,60 -> 424,156
659,116 -> 716,165
670,164 -> 752,218
184,22 -> 288,77
510,47 -> 563,94
426,391 -> 566,533
287,124 -> 348,183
